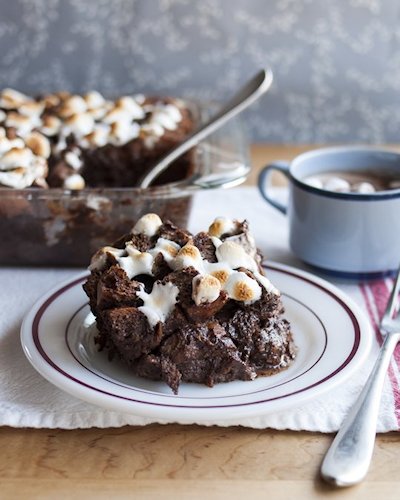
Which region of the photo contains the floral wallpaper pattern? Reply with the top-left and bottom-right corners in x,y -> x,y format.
1,0 -> 400,143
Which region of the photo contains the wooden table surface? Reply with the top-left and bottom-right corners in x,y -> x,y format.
1,145 -> 399,500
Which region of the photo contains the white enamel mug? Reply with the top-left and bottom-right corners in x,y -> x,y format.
258,146 -> 400,280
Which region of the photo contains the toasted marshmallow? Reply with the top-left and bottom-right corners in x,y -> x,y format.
137,281 -> 179,327
149,237 -> 181,263
64,151 -> 82,170
151,110 -> 179,131
25,132 -> 51,158
87,106 -> 109,120
19,100 -> 45,117
109,120 -> 140,145
0,137 -> 24,155
132,213 -> 163,237
115,96 -> 145,119
0,110 -> 6,122
150,104 -> 182,131
140,115 -> 166,148
81,123 -> 110,148
0,156 -> 47,188
208,216 -> 237,238
42,93 -> 60,108
171,244 -> 204,272
204,262 -> 232,286
103,107 -> 132,124
0,137 -> 9,154
63,173 -> 85,190
0,136 -> 13,155
64,112 -> 95,137
215,240 -> 257,272
40,115 -> 62,136
224,271 -> 262,304
0,168 -> 30,188
141,122 -> 164,137
84,91 -> 105,110
225,231 -> 258,261
0,88 -> 30,109
164,104 -> 182,122
9,137 -> 25,149
117,246 -> 154,279
59,95 -> 87,117
5,112 -> 36,137
0,147 -> 33,169
88,246 -> 125,271
192,274 -> 221,306
28,160 -> 48,184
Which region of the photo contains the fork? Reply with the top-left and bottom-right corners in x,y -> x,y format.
321,265 -> 400,487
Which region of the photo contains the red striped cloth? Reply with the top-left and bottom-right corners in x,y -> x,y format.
360,279 -> 400,427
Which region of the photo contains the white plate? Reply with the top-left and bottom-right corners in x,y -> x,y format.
21,262 -> 372,423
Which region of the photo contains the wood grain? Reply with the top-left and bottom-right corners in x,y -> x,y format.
1,145 -> 399,500
1,426 -> 399,499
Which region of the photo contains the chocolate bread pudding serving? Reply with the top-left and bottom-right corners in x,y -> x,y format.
83,214 -> 296,393
0,88 -> 198,266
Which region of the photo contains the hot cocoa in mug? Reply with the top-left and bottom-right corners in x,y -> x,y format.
258,146 -> 400,279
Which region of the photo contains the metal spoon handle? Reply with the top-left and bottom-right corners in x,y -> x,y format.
321,332 -> 400,487
139,68 -> 273,188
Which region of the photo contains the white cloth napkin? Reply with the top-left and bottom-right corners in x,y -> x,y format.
1,187 -> 399,431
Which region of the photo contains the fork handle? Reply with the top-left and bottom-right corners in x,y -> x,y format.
321,332 -> 400,487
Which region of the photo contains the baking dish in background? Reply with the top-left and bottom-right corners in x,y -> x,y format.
0,102 -> 250,266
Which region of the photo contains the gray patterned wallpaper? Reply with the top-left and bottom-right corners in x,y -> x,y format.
1,0 -> 400,143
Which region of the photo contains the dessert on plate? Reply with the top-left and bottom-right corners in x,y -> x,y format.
83,214 -> 296,393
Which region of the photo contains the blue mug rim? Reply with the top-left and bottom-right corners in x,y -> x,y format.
289,146 -> 400,201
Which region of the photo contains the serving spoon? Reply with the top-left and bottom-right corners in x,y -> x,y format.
138,68 -> 273,189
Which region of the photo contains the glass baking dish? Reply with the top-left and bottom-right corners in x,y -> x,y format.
0,103 -> 250,267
